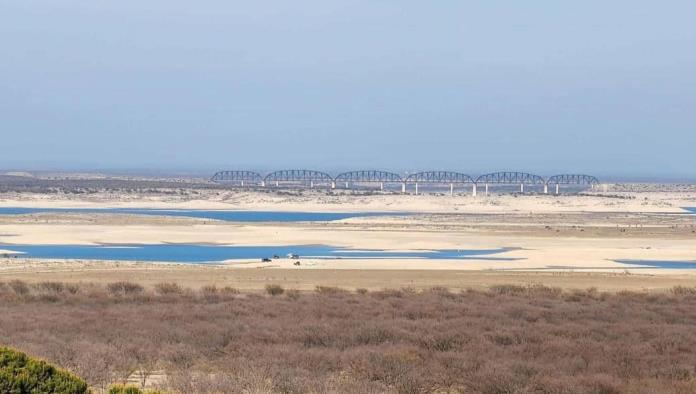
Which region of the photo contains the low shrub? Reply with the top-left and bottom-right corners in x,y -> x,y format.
35,281 -> 65,294
65,283 -> 81,295
489,284 -> 527,296
154,282 -> 183,295
108,384 -> 166,394
0,347 -> 88,393
671,286 -> 696,296
221,286 -> 239,295
265,284 -> 284,296
370,289 -> 404,299
315,286 -> 347,295
107,281 -> 144,296
8,280 -> 29,296
285,289 -> 301,300
199,285 -> 237,302
526,284 -> 562,298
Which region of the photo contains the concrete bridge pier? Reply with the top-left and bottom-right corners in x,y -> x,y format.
241,180 -> 244,187
485,183 -> 489,196
401,183 -> 406,193
450,183 -> 454,196
345,182 -> 349,189
380,182 -> 384,191
310,181 -> 314,189
556,184 -> 560,195
520,183 -> 524,193
275,181 -> 279,187
543,184 -> 548,194
472,184 -> 477,197
331,181 -> 336,189
261,181 -> 266,187
415,183 -> 419,195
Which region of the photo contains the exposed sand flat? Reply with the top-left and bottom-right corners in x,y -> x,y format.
0,189 -> 695,289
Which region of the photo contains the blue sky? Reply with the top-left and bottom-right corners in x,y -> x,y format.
1,1 -> 694,178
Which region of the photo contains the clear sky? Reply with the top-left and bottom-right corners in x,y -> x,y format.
1,1 -> 694,178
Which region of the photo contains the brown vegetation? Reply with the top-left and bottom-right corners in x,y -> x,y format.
2,281 -> 696,393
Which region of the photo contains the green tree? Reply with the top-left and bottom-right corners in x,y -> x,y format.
108,384 -> 165,394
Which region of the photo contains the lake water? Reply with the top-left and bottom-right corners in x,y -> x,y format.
615,259 -> 696,269
0,244 -> 514,263
685,208 -> 696,214
0,207 -> 401,222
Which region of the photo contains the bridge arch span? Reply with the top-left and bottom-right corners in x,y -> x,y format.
405,171 -> 473,184
263,169 -> 334,187
474,171 -> 545,195
546,174 -> 600,194
475,171 -> 545,185
334,170 -> 403,183
211,171 -> 263,184
405,171 -> 474,195
334,170 -> 403,191
546,174 -> 599,185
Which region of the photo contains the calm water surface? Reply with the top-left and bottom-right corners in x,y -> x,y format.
615,259 -> 696,269
0,244 -> 514,263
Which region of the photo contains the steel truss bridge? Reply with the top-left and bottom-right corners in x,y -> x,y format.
334,170 -> 402,190
545,174 -> 600,194
547,174 -> 599,185
263,170 -> 333,187
211,171 -> 263,185
406,171 -> 473,184
474,171 -> 546,194
475,171 -> 545,185
210,169 -> 600,195
403,171 -> 474,194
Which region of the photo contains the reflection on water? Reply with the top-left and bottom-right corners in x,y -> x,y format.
0,207 -> 404,222
0,244 -> 515,264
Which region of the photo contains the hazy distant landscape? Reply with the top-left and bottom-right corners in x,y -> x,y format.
3,0 -> 696,392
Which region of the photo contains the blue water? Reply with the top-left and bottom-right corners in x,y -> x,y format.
615,259 -> 696,269
0,207 -> 400,222
0,244 -> 514,263
685,207 -> 696,214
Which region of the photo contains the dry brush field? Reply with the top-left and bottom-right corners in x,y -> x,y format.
2,281 -> 696,393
